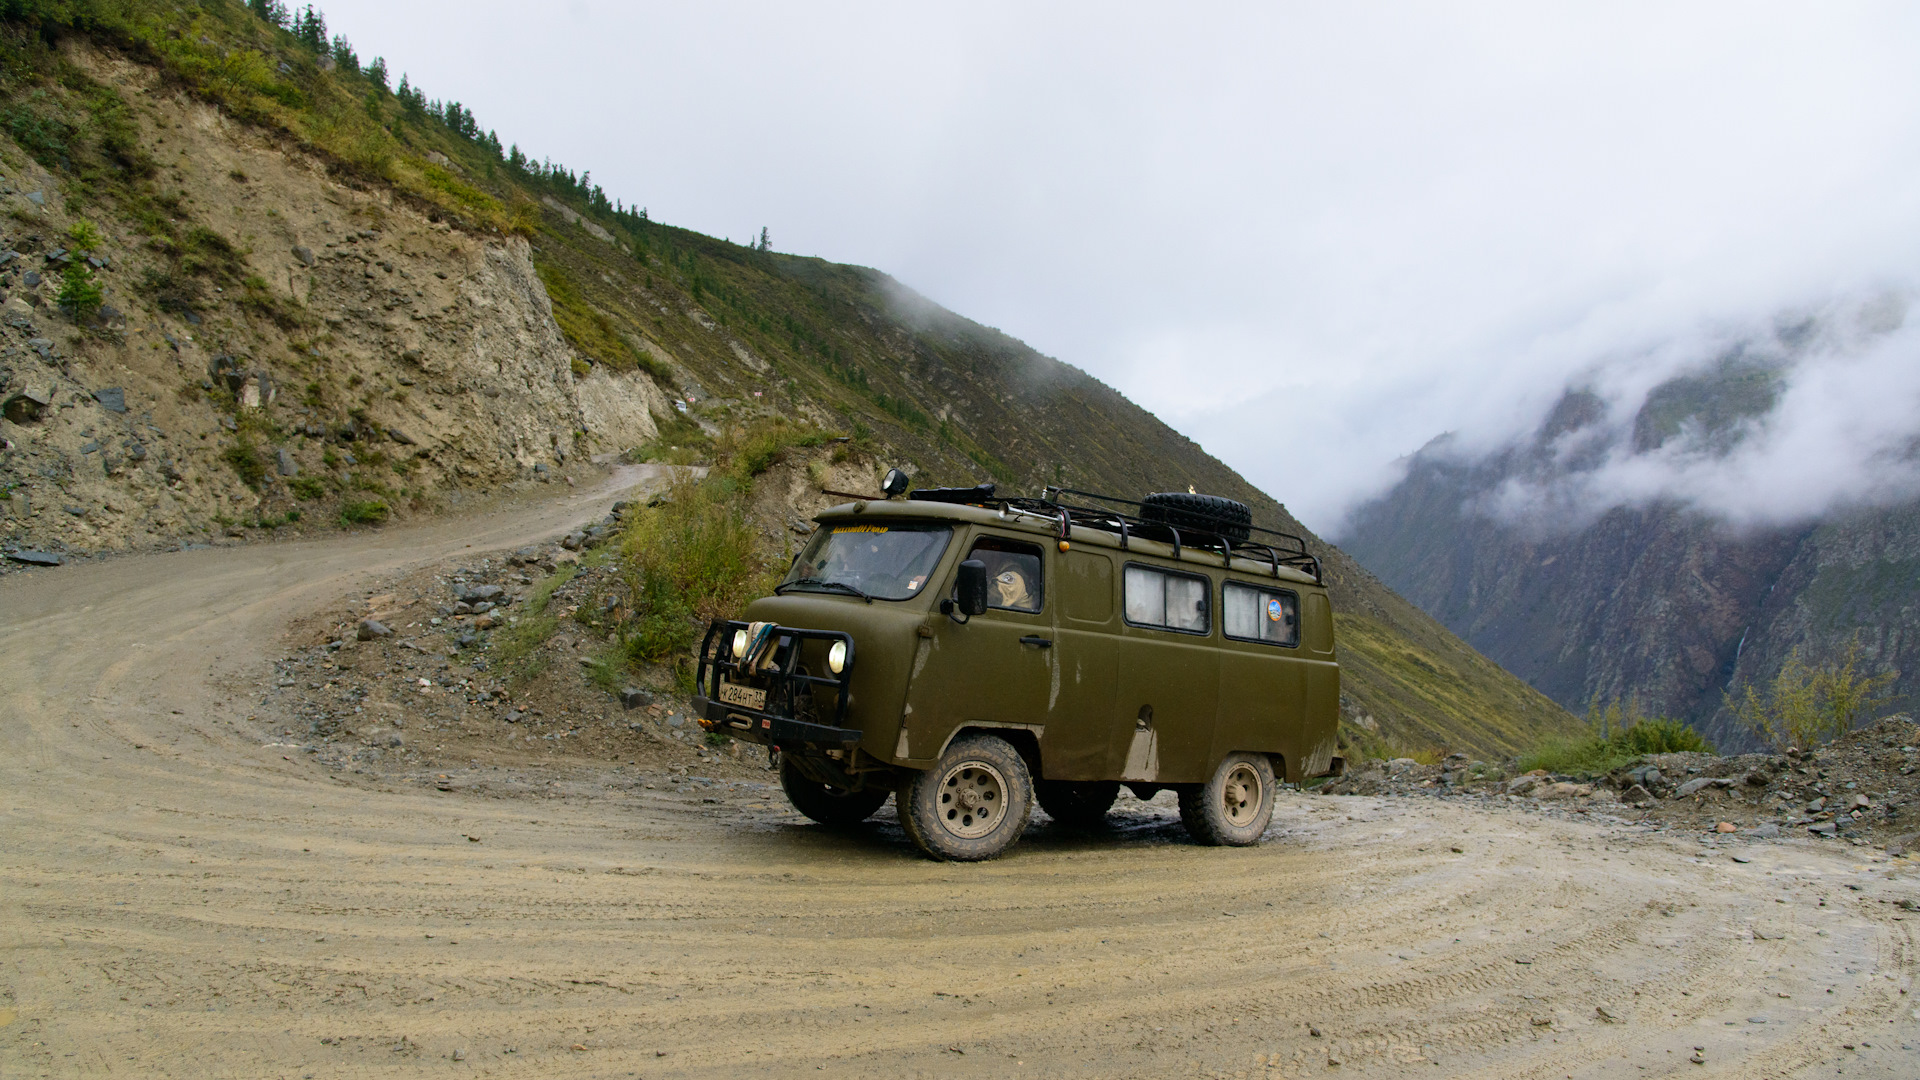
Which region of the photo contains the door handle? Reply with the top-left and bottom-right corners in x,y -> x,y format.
1018,635 -> 1053,648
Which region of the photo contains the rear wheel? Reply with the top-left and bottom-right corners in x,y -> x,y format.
780,755 -> 889,826
1036,780 -> 1120,828
1178,753 -> 1275,846
899,734 -> 1034,861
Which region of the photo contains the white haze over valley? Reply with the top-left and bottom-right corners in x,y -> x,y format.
319,1 -> 1920,534
1475,294 -> 1920,531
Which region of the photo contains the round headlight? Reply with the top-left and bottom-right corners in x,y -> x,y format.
731,629 -> 749,659
827,640 -> 849,674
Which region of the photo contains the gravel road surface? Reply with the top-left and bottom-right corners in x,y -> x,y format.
2,469 -> 1915,1078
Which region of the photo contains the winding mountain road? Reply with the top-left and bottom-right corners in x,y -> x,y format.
1,469 -> 1914,1078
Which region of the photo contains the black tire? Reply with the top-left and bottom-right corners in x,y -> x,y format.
1178,753 -> 1276,846
1140,492 -> 1252,542
898,735 -> 1035,861
780,755 -> 889,826
1036,780 -> 1120,828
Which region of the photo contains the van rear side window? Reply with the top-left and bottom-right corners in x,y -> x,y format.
1223,582 -> 1298,647
1123,564 -> 1210,634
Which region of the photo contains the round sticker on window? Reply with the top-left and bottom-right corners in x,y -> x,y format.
1266,598 -> 1285,622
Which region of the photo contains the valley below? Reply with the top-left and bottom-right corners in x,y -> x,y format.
2,467 -> 1915,1079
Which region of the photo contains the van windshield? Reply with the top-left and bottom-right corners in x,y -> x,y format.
780,524 -> 953,602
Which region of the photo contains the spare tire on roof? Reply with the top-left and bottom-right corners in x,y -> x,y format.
1139,492 -> 1253,542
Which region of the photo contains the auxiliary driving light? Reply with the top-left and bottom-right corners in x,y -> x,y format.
827,640 -> 849,674
732,628 -> 749,659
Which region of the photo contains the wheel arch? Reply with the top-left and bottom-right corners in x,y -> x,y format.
938,723 -> 1043,778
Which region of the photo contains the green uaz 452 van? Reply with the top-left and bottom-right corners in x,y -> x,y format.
693,481 -> 1341,861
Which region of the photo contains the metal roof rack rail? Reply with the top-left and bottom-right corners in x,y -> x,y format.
997,486 -> 1323,584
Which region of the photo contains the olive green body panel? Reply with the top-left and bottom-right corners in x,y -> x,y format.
736,501 -> 1340,784
898,592 -> 1052,765
739,593 -> 925,760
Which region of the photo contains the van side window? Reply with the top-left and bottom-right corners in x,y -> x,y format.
967,536 -> 1043,613
1223,582 -> 1299,647
1123,564 -> 1210,634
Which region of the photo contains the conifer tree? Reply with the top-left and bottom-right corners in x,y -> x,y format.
329,33 -> 357,73
248,0 -> 289,26
365,56 -> 388,90
293,6 -> 326,51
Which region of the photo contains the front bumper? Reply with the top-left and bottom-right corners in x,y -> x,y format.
693,619 -> 860,747
692,695 -> 863,746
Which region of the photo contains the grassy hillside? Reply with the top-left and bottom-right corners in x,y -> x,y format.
0,0 -> 1577,758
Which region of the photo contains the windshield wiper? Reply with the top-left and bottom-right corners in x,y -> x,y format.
776,577 -> 875,602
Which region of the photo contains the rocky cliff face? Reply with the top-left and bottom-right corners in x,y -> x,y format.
0,48 -> 660,555
1343,351 -> 1917,752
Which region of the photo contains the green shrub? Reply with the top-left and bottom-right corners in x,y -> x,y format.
726,421 -> 825,482
1519,697 -> 1711,774
66,219 -> 104,250
338,499 -> 389,526
289,475 -> 326,500
616,475 -> 776,663
222,437 -> 267,489
1728,640 -> 1899,750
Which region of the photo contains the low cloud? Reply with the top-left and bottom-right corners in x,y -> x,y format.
1467,294 -> 1920,531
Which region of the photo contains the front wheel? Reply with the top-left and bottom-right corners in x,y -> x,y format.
1178,753 -> 1276,846
899,734 -> 1035,861
780,755 -> 890,826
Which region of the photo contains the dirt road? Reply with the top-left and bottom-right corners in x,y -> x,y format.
2,471 -> 1915,1079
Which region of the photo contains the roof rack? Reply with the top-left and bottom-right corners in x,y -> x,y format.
999,486 -> 1323,584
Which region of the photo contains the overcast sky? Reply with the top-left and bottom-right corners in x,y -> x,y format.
315,1 -> 1920,534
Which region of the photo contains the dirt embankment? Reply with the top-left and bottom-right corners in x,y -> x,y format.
1,43 -> 667,566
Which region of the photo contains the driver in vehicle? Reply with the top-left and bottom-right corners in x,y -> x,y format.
993,567 -> 1034,610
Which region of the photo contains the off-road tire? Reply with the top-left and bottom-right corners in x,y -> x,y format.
780,756 -> 890,826
898,735 -> 1035,861
1140,492 -> 1252,542
1036,780 -> 1121,828
1178,753 -> 1276,846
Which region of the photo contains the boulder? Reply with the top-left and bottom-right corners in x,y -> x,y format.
1674,777 -> 1735,798
292,245 -> 316,267
3,387 -> 52,423
276,447 -> 299,477
356,619 -> 392,640
5,549 -> 61,566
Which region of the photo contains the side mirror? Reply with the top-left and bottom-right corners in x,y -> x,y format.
955,559 -> 989,617
882,467 -> 910,498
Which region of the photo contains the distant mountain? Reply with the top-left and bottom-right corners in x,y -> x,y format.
1342,345 -> 1918,752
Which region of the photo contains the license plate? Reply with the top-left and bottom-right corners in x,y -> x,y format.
717,681 -> 767,711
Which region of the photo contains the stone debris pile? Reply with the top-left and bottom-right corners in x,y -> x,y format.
1324,715 -> 1919,851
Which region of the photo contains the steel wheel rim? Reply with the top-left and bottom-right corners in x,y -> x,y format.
1221,763 -> 1261,828
936,760 -> 1008,839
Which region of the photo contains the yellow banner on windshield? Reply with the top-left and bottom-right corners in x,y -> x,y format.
834,525 -> 889,533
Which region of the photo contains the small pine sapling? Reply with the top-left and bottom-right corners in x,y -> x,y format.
56,261 -> 104,324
